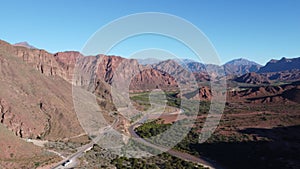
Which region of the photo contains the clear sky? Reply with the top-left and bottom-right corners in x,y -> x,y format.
0,0 -> 299,65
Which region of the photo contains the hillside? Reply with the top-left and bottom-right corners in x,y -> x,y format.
0,39 -> 180,140
1,39 -> 300,169
223,58 -> 261,75
183,81 -> 300,104
233,70 -> 300,84
0,40 -> 84,140
0,124 -> 60,168
258,57 -> 300,73
234,72 -> 270,84
152,58 -> 261,78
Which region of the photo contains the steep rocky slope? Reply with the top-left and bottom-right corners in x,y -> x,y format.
258,57 -> 300,73
152,59 -> 211,84
130,68 -> 178,92
176,58 -> 260,75
282,87 -> 300,104
0,39 -> 180,140
223,58 -> 261,75
182,61 -> 206,72
0,41 -> 84,140
229,83 -> 300,103
183,86 -> 212,100
184,82 -> 300,104
153,59 -> 193,82
0,124 -> 59,169
152,58 -> 262,82
234,72 -> 270,84
233,70 -> 300,84
2,38 -> 300,141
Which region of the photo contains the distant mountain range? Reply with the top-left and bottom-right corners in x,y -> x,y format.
6,40 -> 300,85
233,57 -> 300,84
1,34 -> 299,169
137,58 -> 162,65
0,39 -> 300,153
223,58 -> 262,75
258,57 -> 300,73
13,41 -> 37,49
139,57 -> 262,76
138,55 -> 300,84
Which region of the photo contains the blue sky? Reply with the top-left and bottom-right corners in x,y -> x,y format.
0,0 -> 299,65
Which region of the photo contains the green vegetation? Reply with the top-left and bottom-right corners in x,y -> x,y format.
34,162 -> 40,167
130,91 -> 211,116
135,121 -> 198,155
134,100 -> 300,169
130,92 -> 151,110
111,153 -> 207,169
129,86 -> 300,169
80,144 -> 207,169
135,120 -> 171,138
130,91 -> 181,109
112,157 -> 158,169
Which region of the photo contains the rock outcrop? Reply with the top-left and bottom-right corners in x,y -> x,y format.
228,84 -> 300,104
234,72 -> 270,84
223,58 -> 261,75
0,40 -> 180,139
183,86 -> 212,101
233,70 -> 300,84
14,41 -> 37,49
0,40 -> 84,140
258,57 -> 300,73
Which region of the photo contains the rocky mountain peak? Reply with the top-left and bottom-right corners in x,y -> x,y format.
14,41 -> 36,49
258,57 -> 300,73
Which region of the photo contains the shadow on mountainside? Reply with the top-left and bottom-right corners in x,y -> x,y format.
190,125 -> 300,169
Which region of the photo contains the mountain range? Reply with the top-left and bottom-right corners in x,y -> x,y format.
136,54 -> 300,83
5,41 -> 300,86
258,57 -> 300,73
11,41 -> 300,78
0,39 -> 300,168
1,39 -> 300,135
